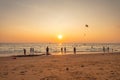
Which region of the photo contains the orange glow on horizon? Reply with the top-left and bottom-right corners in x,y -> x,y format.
0,0 -> 120,43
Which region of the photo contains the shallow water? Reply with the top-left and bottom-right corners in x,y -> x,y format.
0,43 -> 120,56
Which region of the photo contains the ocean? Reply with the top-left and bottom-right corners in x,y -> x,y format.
0,43 -> 120,57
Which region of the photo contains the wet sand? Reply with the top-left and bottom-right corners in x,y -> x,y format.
0,53 -> 120,80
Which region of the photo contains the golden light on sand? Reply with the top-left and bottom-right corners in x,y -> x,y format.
58,34 -> 63,40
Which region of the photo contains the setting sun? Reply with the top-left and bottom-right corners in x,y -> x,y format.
58,34 -> 63,40
0,0 -> 120,43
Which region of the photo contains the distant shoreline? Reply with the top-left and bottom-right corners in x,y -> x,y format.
0,52 -> 120,58
0,43 -> 120,57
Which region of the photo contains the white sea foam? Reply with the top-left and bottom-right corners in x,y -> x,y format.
0,43 -> 120,56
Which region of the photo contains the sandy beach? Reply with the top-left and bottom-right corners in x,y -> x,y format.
0,53 -> 120,80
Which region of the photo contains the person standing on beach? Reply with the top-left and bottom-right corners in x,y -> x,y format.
23,48 -> 26,55
107,47 -> 110,53
64,47 -> 66,53
61,47 -> 63,53
73,47 -> 76,54
103,46 -> 105,53
46,46 -> 49,55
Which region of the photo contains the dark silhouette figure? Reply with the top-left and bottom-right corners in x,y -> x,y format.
107,47 -> 110,53
103,46 -> 105,53
23,48 -> 26,55
73,47 -> 76,54
64,47 -> 66,53
61,47 -> 63,53
46,46 -> 49,55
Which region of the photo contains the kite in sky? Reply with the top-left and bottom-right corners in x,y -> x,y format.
85,24 -> 89,27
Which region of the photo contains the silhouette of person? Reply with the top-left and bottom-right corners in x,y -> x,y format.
23,48 -> 26,55
64,47 -> 66,53
46,46 -> 49,55
103,46 -> 105,53
74,47 -> 76,54
61,47 -> 63,53
107,47 -> 109,53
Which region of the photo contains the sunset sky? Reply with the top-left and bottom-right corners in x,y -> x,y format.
0,0 -> 120,43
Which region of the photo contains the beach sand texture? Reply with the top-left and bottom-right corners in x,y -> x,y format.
0,53 -> 120,80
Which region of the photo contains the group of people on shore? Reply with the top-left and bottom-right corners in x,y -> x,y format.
23,46 -> 77,55
23,48 -> 34,55
103,46 -> 111,53
23,46 -> 111,55
60,47 -> 76,54
45,46 -> 76,55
